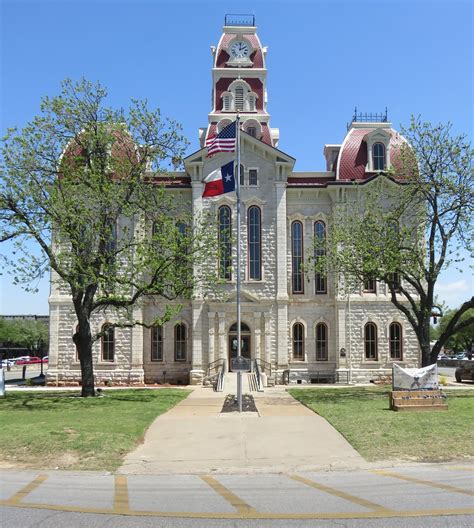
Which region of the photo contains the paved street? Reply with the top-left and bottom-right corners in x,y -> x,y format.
1,464 -> 473,526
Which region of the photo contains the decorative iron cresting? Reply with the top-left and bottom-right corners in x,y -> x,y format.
225,14 -> 255,27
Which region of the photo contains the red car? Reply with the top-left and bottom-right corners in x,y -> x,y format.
16,357 -> 42,365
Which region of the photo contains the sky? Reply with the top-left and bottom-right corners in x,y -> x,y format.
0,0 -> 472,314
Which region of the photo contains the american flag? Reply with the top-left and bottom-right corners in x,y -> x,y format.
205,121 -> 236,156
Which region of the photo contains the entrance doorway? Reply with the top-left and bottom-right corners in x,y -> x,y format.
228,322 -> 251,370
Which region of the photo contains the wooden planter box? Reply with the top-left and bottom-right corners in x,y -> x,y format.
390,389 -> 448,412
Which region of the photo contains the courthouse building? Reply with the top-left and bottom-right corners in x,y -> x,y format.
47,16 -> 420,386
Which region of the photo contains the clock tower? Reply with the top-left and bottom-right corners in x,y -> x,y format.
200,14 -> 279,148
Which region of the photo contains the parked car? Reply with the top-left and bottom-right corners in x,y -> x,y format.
455,362 -> 474,383
16,357 -> 42,365
42,356 -> 48,363
1,359 -> 15,368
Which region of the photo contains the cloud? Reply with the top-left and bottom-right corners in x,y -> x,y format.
435,279 -> 473,309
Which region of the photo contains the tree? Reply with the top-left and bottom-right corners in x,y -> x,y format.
435,308 -> 474,354
0,79 -> 218,396
311,117 -> 473,366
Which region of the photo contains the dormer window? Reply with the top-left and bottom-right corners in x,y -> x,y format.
373,142 -> 386,171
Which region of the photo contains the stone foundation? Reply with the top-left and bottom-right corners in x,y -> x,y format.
46,368 -> 145,387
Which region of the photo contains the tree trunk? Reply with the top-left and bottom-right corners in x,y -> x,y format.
73,316 -> 96,397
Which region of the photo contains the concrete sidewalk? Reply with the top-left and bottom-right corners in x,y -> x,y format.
119,381 -> 366,474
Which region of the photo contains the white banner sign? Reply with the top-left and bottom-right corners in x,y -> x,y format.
0,368 -> 5,397
392,363 -> 439,390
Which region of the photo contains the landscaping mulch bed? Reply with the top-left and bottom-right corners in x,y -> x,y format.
221,394 -> 258,413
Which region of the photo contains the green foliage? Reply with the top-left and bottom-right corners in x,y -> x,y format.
310,117 -> 474,366
436,308 -> 474,353
0,78 -> 220,395
0,319 -> 48,351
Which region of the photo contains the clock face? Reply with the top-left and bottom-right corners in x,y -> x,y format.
230,41 -> 250,59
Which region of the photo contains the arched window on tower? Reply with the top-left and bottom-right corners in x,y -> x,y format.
291,221 -> 304,294
234,86 -> 245,111
218,205 -> 232,280
248,206 -> 261,280
373,143 -> 386,171
222,93 -> 232,112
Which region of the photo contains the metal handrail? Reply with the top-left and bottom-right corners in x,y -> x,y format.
206,358 -> 224,378
253,359 -> 262,391
215,360 -> 226,392
254,358 -> 272,377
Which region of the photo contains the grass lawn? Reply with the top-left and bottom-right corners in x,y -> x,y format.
0,389 -> 190,471
288,387 -> 474,462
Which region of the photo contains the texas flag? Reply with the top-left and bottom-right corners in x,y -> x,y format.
202,160 -> 235,198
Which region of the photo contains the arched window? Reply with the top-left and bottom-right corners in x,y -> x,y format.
389,322 -> 403,360
292,323 -> 304,361
373,143 -> 385,171
222,93 -> 231,111
291,221 -> 304,293
218,206 -> 232,280
229,322 -> 251,333
248,206 -> 261,280
364,323 -> 378,361
316,323 -> 328,361
314,221 -> 327,294
234,86 -> 245,111
101,324 -> 115,362
174,323 -> 187,361
151,325 -> 163,362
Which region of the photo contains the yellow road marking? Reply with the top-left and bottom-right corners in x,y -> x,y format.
372,470 -> 474,496
0,499 -> 473,519
289,474 -> 390,512
8,475 -> 48,504
443,466 -> 474,473
114,475 -> 130,513
200,475 -> 258,514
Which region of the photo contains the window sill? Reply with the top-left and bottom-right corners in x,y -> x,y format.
150,359 -> 164,363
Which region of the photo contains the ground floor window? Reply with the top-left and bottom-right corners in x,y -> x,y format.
364,322 -> 378,361
151,325 -> 163,361
292,323 -> 304,361
174,323 -> 187,361
316,323 -> 328,361
389,322 -> 403,360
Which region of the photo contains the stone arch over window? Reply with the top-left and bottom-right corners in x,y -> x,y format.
151,325 -> 163,362
315,322 -> 328,361
217,118 -> 233,132
247,205 -> 262,281
389,322 -> 403,360
218,205 -> 232,280
292,322 -> 305,361
364,322 -> 378,361
101,324 -> 115,362
373,142 -> 386,170
291,221 -> 304,294
174,323 -> 187,362
243,119 -> 261,138
228,80 -> 254,112
229,322 -> 251,333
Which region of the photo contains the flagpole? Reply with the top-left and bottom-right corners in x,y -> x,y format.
236,114 -> 242,413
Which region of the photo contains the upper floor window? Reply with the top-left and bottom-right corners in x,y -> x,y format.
248,206 -> 261,280
316,323 -> 328,361
249,169 -> 258,186
235,163 -> 245,186
223,93 -> 231,111
364,322 -> 378,361
292,323 -> 304,361
373,143 -> 386,171
223,81 -> 257,113
364,278 -> 376,293
101,324 -> 115,362
314,221 -> 327,294
218,206 -> 232,280
174,323 -> 187,362
387,272 -> 401,293
247,126 -> 257,137
247,94 -> 256,112
389,322 -> 403,360
235,87 -> 245,111
291,221 -> 304,294
151,325 -> 163,362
